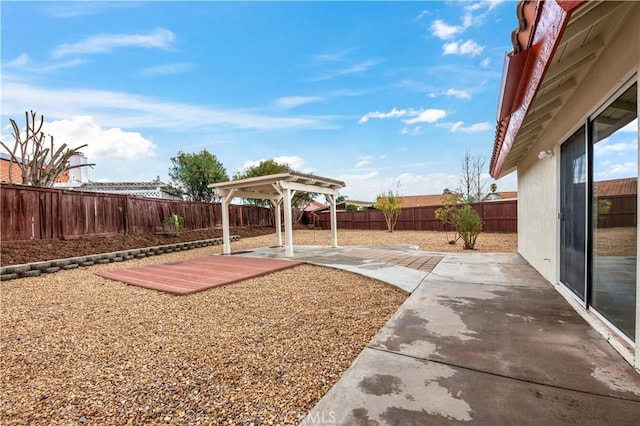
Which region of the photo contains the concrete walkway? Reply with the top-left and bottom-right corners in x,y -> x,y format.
237,246 -> 640,425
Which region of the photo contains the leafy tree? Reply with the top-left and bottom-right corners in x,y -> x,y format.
443,188 -> 453,194
434,193 -> 462,244
169,150 -> 228,202
375,184 -> 403,233
0,110 -> 95,187
233,159 -> 318,218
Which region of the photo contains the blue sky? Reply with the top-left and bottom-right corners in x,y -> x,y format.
2,0 -> 521,200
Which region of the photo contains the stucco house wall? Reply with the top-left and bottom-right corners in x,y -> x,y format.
516,5 -> 639,284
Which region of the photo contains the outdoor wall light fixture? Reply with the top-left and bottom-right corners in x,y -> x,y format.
537,149 -> 554,160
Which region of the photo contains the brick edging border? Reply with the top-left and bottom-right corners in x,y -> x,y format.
0,235 -> 240,282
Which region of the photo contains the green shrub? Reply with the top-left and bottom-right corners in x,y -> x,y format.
456,205 -> 482,249
162,213 -> 185,235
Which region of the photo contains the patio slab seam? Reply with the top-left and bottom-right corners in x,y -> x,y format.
365,344 -> 640,404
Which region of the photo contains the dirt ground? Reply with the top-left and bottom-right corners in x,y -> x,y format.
1,227 -> 517,266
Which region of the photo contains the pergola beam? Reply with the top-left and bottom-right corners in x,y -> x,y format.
278,180 -> 340,195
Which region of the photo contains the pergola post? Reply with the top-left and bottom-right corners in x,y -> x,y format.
271,198 -> 283,247
328,194 -> 338,248
283,187 -> 294,257
220,189 -> 236,255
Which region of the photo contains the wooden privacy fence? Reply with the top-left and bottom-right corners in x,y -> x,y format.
0,183 -> 273,242
316,200 -> 518,233
595,194 -> 637,228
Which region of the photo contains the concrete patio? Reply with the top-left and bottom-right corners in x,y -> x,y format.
236,246 -> 640,425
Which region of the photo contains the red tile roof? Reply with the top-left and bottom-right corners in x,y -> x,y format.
595,178 -> 637,197
398,194 -> 452,208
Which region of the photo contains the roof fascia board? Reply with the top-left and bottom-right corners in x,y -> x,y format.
491,0 -> 585,178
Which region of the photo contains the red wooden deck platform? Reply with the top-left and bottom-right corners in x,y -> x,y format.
96,256 -> 304,295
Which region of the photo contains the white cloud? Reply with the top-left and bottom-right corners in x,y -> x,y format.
594,141 -> 637,154
416,10 -> 430,21
483,0 -> 506,11
403,109 -> 447,125
5,53 -> 30,68
43,116 -> 156,162
359,107 -> 407,124
443,39 -> 484,56
440,121 -> 492,133
355,155 -> 374,168
445,89 -> 471,99
311,59 -> 381,81
595,162 -> 638,180
458,122 -> 492,133
239,156 -> 308,173
480,58 -> 490,68
431,19 -> 464,40
53,27 -> 175,57
312,50 -> 352,62
43,2 -> 131,18
336,171 -> 461,201
2,82 -> 328,132
3,53 -> 85,74
139,62 -> 194,76
275,96 -> 322,109
431,1 -> 505,42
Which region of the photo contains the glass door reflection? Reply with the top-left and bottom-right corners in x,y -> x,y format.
591,83 -> 637,341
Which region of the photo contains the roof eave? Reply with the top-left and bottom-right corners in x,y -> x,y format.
490,0 -> 586,179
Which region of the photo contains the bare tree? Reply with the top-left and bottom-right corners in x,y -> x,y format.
0,111 -> 94,187
473,154 -> 487,202
457,149 -> 486,203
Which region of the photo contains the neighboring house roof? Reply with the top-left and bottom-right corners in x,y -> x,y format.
595,178 -> 637,197
398,194 -> 459,207
1,155 -> 70,184
343,199 -> 374,208
54,178 -> 182,200
312,199 -> 375,213
304,200 -> 327,212
484,191 -> 518,201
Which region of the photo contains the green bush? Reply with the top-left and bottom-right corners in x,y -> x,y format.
456,205 -> 482,249
162,213 -> 185,235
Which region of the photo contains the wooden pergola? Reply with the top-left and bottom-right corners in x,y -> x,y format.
208,172 -> 345,257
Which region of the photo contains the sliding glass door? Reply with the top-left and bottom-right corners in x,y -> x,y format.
591,82 -> 637,340
560,126 -> 587,302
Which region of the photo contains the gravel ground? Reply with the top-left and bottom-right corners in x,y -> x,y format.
1,230 -> 516,425
228,228 -> 518,254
